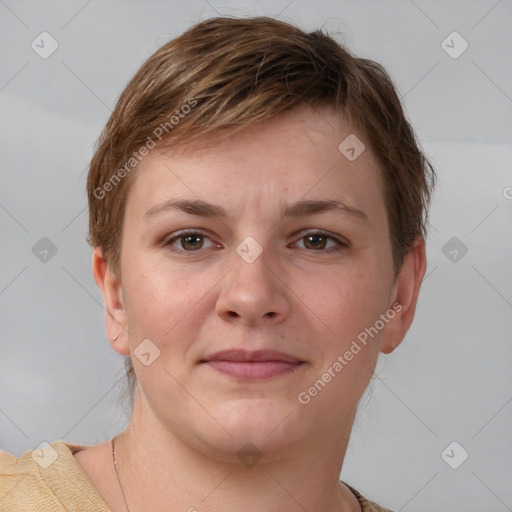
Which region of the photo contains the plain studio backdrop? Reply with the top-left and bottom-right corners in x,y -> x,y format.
0,1 -> 511,511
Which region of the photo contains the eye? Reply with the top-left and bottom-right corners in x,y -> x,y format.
163,231 -> 216,252
294,230 -> 348,252
162,229 -> 348,255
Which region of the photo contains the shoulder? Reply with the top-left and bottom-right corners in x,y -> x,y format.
344,481 -> 395,512
0,441 -> 110,512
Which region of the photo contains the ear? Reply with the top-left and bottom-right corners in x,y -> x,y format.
92,248 -> 130,356
380,236 -> 427,354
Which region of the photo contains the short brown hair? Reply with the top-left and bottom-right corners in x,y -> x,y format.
86,16 -> 436,402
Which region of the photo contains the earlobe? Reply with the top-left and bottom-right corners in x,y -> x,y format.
380,237 -> 427,354
91,248 -> 130,356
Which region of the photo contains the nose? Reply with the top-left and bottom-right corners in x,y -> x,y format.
215,241 -> 291,326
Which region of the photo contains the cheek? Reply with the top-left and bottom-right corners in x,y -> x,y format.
121,264 -> 177,340
300,265 -> 388,341
294,270 -> 387,412
122,260 -> 216,359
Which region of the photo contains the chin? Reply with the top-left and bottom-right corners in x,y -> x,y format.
195,399 -> 304,460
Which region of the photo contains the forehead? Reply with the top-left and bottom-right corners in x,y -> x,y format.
124,104 -> 385,222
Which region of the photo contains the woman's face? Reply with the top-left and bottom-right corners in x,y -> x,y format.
100,104 -> 415,459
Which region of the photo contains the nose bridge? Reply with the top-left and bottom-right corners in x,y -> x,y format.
230,233 -> 276,297
216,233 -> 290,323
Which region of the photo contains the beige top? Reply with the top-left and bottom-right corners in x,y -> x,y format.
0,441 -> 393,511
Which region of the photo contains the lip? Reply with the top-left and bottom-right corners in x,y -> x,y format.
201,350 -> 305,380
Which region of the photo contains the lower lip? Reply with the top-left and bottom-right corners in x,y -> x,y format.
205,360 -> 303,380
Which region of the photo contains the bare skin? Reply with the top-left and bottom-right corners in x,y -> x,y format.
75,104 -> 426,511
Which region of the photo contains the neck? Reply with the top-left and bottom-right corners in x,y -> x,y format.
114,388 -> 361,512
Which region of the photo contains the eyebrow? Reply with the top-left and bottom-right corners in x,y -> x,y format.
144,198 -> 369,222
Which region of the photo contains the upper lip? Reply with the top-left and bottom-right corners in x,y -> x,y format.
203,349 -> 301,363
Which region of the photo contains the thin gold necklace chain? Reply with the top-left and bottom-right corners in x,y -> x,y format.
112,435 -> 131,512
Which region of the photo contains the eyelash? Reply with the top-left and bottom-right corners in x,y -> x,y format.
162,230 -> 348,255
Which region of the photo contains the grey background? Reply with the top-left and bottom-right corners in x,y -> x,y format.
1,1 -> 511,510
